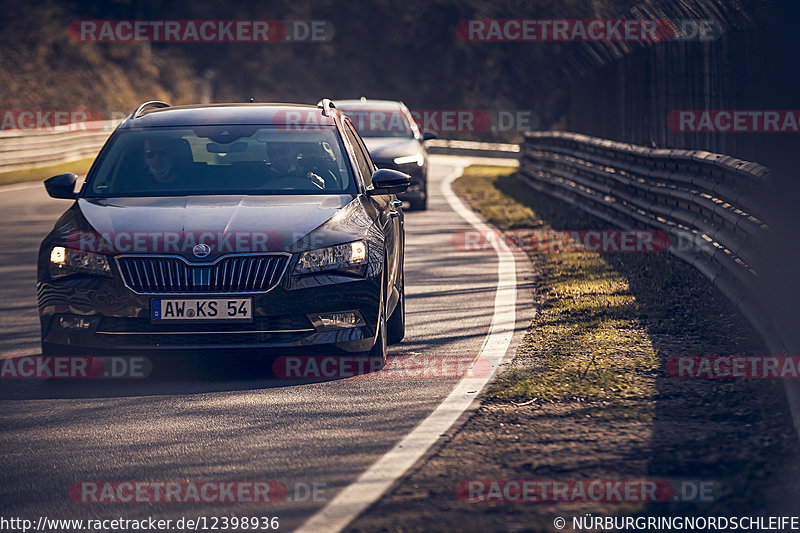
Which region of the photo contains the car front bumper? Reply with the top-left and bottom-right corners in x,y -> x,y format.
38,265 -> 382,356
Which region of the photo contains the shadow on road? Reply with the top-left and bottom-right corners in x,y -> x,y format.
0,350 -> 369,400
0,296 -> 533,400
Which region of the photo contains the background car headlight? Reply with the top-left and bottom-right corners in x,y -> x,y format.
294,241 -> 367,275
49,246 -> 112,279
393,154 -> 424,166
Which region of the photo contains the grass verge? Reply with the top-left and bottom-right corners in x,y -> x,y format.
454,165 -> 666,416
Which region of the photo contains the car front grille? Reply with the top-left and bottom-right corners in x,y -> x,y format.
116,254 -> 289,294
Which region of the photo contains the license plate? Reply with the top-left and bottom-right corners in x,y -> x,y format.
151,298 -> 253,322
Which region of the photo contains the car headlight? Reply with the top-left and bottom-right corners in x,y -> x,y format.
393,154 -> 424,166
294,241 -> 367,275
49,246 -> 112,279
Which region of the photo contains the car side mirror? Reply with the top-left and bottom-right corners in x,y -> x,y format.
367,169 -> 410,196
44,173 -> 79,199
422,131 -> 437,141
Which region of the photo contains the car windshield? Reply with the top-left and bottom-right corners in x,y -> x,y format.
338,108 -> 414,138
84,125 -> 357,197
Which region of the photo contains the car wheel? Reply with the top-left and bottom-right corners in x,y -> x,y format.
365,267 -> 388,365
368,304 -> 388,363
387,269 -> 405,344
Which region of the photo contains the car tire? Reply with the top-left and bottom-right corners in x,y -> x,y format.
366,267 -> 388,365
387,269 -> 404,344
369,306 -> 388,363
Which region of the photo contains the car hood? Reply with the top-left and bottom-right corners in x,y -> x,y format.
362,138 -> 422,161
70,194 -> 376,257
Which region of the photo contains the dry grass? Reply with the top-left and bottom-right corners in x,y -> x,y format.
454,166 -> 661,415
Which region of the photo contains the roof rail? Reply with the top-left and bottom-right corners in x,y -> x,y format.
317,98 -> 336,117
131,101 -> 170,119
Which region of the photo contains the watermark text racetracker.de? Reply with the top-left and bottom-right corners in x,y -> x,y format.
457,479 -> 717,503
452,229 -> 670,253
275,108 -> 539,134
69,480 -> 326,504
668,110 -> 800,133
0,110 -> 105,131
68,230 -> 286,254
273,354 -> 492,380
457,19 -> 721,42
0,515 -> 281,532
64,230 -> 370,254
0,356 -> 150,379
667,356 -> 800,379
412,109 -> 538,134
69,20 -> 334,43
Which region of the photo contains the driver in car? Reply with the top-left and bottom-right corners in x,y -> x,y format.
126,136 -> 197,193
267,143 -> 326,189
143,138 -> 182,184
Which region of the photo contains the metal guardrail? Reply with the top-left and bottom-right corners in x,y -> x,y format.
425,139 -> 520,158
518,131 -> 800,441
517,130 -> 786,356
0,122 -> 115,173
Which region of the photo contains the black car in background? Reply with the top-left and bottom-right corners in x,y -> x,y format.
37,99 -> 410,362
335,99 -> 434,211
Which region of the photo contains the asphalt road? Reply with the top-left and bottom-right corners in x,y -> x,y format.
0,156 -> 527,532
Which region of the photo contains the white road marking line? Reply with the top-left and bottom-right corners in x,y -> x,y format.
295,163 -> 518,533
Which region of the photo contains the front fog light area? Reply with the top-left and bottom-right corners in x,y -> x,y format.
308,311 -> 366,331
55,315 -> 101,331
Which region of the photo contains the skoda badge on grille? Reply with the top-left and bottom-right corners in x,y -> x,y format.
193,243 -> 212,258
